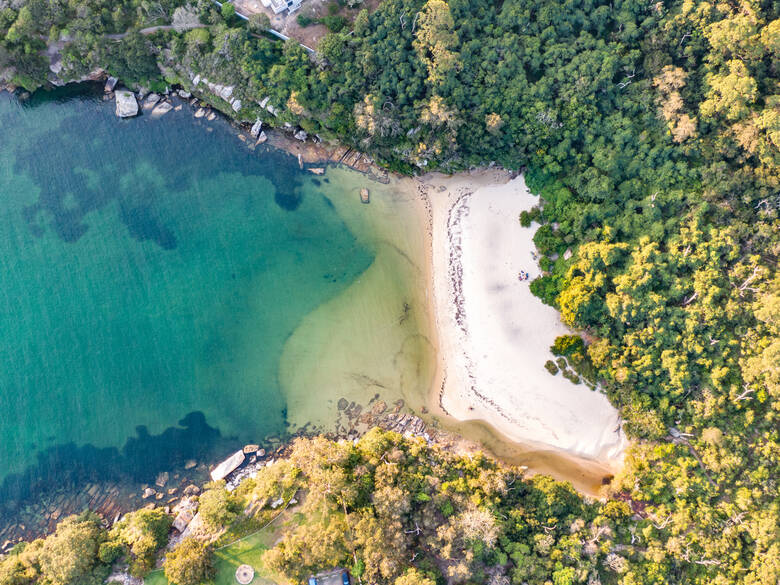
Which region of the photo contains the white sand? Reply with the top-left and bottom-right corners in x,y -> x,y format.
423,171 -> 626,464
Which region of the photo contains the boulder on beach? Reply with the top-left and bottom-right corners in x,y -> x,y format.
104,76 -> 118,92
178,89 -> 192,99
294,130 -> 308,141
115,90 -> 139,118
210,450 -> 245,481
256,131 -> 267,145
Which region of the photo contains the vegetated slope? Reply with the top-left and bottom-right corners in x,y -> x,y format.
1,0 -> 778,582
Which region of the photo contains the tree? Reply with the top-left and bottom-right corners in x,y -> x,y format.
109,507 -> 172,576
413,0 -> 458,85
198,481 -> 241,533
164,538 -> 215,585
248,12 -> 271,33
394,569 -> 436,585
220,1 -> 236,23
37,512 -> 107,585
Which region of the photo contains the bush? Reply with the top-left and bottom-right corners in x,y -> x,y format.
551,335 -> 585,357
320,14 -> 347,32
544,360 -> 559,375
562,369 -> 581,385
164,538 -> 215,585
533,224 -> 564,256
98,540 -> 124,564
519,207 -> 541,227
529,274 -> 562,307
297,13 -> 315,26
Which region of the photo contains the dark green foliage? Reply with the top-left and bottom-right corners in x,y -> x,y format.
220,2 -> 236,23
544,360 -> 559,375
103,32 -> 163,86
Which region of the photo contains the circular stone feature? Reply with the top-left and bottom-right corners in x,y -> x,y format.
236,564 -> 255,585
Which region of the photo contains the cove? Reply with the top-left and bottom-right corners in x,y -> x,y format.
0,85 -> 378,509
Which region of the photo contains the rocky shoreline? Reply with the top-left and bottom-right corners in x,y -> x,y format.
96,76 -> 391,185
0,391 -> 466,549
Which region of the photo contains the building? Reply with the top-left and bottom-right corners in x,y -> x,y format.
308,569 -> 350,585
260,0 -> 302,14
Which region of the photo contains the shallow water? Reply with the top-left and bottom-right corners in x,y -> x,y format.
0,86 -> 433,516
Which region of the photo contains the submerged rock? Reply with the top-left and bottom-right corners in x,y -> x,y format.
155,472 -> 169,487
115,90 -> 139,118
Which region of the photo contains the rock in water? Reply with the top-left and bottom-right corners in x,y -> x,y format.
143,93 -> 161,109
115,91 -> 139,118
150,101 -> 173,117
250,119 -> 263,138
210,450 -> 245,481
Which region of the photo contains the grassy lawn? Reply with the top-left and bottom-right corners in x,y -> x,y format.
144,530 -> 278,585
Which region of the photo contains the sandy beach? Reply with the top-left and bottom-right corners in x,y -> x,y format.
416,170 -> 626,469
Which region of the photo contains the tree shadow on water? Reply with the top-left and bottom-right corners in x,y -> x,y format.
0,412 -> 239,512
11,87 -> 307,250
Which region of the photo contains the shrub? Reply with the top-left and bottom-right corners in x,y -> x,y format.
551,335 -> 585,357
544,360 -> 559,375
519,207 -> 541,227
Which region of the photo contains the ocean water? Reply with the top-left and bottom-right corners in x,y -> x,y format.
0,85 -> 437,514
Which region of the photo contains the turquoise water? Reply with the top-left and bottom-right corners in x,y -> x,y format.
0,85 -> 373,505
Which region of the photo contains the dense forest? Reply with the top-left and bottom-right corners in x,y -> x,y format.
0,0 -> 778,583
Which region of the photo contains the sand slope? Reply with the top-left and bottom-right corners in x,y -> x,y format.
425,172 -> 626,463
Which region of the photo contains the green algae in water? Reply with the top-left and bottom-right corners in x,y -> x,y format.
0,86 -> 373,501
